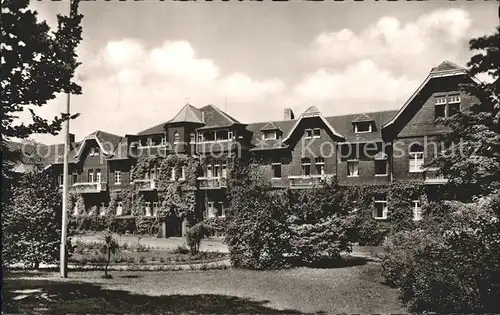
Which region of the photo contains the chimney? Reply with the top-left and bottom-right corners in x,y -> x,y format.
69,133 -> 75,144
284,108 -> 295,120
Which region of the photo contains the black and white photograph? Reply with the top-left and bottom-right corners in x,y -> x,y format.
1,0 -> 499,314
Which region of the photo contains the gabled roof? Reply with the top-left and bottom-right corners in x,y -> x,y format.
259,121 -> 282,131
281,106 -> 345,142
383,60 -> 471,129
197,104 -> 243,130
168,103 -> 204,124
137,122 -> 166,136
352,113 -> 375,123
73,130 -> 122,159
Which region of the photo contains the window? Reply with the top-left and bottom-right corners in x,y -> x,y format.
89,148 -> 95,156
228,131 -> 234,140
272,163 -> 282,178
375,159 -> 388,176
347,160 -> 359,177
207,165 -> 213,178
413,200 -> 422,221
161,137 -> 167,146
313,128 -> 321,138
262,130 -> 277,140
100,202 -> 106,216
304,129 -> 312,139
315,157 -> 325,176
197,133 -> 203,143
354,122 -> 372,133
180,166 -> 186,180
150,167 -> 157,180
219,202 -> 226,217
94,147 -> 100,156
302,158 -> 311,176
449,103 -> 460,117
409,143 -> 424,173
204,131 -> 215,142
213,164 -> 221,177
435,96 -> 446,105
448,95 -> 460,103
116,202 -> 123,216
147,138 -> 153,146
96,169 -> 102,182
435,104 -> 446,119
171,167 -> 176,181
222,164 -> 227,178
190,132 -> 196,143
145,202 -> 152,217
114,170 -> 122,184
207,202 -> 216,218
173,132 -> 180,144
153,202 -> 159,216
374,199 -> 388,220
72,172 -> 78,184
58,174 -> 64,186
88,169 -> 94,182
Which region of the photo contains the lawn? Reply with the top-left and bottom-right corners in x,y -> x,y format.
3,259 -> 406,314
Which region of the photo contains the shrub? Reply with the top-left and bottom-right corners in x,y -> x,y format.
382,196 -> 500,313
173,245 -> 190,255
186,222 -> 212,254
111,217 -> 136,234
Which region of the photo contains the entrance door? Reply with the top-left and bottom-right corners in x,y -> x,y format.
166,214 -> 182,237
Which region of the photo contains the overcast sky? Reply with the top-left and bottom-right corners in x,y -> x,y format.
24,0 -> 497,144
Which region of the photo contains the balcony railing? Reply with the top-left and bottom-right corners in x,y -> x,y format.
72,182 -> 107,194
133,179 -> 157,191
423,168 -> 448,185
198,177 -> 228,189
288,174 -> 334,189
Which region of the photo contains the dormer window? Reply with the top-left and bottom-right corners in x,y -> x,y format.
304,129 -> 313,139
354,121 -> 372,133
89,148 -> 95,156
94,147 -> 99,156
262,130 -> 277,140
313,128 -> 321,138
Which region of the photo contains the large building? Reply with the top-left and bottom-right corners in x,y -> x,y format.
14,61 -> 479,236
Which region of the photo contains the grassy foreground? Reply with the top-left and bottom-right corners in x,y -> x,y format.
3,260 -> 405,314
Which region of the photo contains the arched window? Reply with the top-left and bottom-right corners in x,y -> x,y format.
409,143 -> 424,173
173,131 -> 180,144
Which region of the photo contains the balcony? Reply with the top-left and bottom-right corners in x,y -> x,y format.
198,177 -> 228,189
288,175 -> 334,189
133,179 -> 157,191
424,168 -> 448,185
72,182 -> 107,194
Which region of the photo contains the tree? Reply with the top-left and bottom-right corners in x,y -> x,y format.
101,230 -> 119,278
1,0 -> 83,140
2,163 -> 64,268
432,27 -> 500,201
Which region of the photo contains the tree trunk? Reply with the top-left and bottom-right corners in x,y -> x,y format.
105,249 -> 110,277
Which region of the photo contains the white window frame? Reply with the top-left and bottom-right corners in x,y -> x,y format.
221,164 -> 227,178
315,157 -> 325,176
304,129 -> 313,139
114,170 -> 122,184
207,165 -> 213,178
94,147 -> 99,156
96,169 -> 102,183
180,166 -> 186,180
435,96 -> 447,105
218,201 -> 226,218
313,128 -> 321,138
373,200 -> 388,220
153,202 -> 159,216
190,133 -> 196,143
170,167 -> 176,181
448,94 -> 461,104
145,202 -> 152,217
413,200 -> 422,221
409,145 -> 425,173
147,137 -> 153,147
89,148 -> 95,156
72,171 -> 78,184
262,130 -> 277,140
347,160 -> 359,177
374,158 -> 388,176
228,131 -> 234,140
173,131 -> 180,144
58,174 -> 64,187
302,158 -> 311,177
116,201 -> 123,216
207,201 -> 216,218
354,122 -> 372,133
271,162 -> 282,179
161,137 -> 167,146
88,170 -> 94,182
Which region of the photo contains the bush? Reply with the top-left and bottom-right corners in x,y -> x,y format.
110,217 -> 136,234
135,216 -> 159,235
186,222 -> 212,254
382,196 -> 500,313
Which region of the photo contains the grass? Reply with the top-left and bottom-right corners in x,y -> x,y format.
3,261 -> 406,314
70,241 -> 228,266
